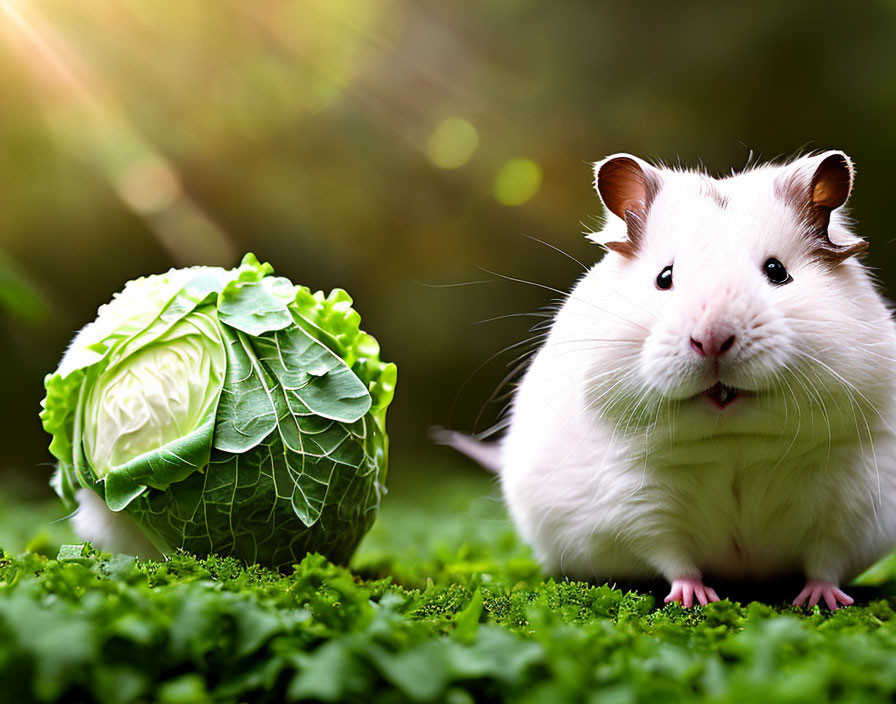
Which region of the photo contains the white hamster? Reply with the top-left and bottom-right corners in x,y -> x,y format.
445,150 -> 896,609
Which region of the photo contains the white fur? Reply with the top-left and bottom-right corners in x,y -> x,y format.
500,152 -> 896,588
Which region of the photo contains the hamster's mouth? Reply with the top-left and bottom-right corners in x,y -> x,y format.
704,382 -> 740,409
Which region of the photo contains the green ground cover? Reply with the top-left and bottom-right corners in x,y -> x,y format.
3,465 -> 896,703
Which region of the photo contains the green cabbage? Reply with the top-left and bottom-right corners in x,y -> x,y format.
41,254 -> 396,568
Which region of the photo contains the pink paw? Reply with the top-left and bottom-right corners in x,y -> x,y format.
664,577 -> 720,608
793,581 -> 854,611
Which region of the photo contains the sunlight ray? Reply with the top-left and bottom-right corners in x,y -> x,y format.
0,0 -> 236,266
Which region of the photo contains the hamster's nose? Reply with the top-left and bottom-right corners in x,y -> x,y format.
690,334 -> 735,358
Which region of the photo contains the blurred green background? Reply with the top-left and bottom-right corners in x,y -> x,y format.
3,0 -> 896,526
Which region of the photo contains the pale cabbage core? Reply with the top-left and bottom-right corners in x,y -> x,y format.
57,266 -> 227,379
82,311 -> 226,477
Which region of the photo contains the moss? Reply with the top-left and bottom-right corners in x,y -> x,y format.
3,471 -> 896,702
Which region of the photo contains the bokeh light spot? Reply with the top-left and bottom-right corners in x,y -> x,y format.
427,117 -> 479,169
116,156 -> 181,214
494,158 -> 541,206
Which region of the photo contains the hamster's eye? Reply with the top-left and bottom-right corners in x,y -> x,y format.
763,258 -> 792,285
655,265 -> 673,290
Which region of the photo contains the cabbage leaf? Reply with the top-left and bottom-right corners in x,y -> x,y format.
41,254 -> 395,568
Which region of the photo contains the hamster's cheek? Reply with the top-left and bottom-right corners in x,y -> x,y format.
721,310 -> 796,391
639,321 -> 714,399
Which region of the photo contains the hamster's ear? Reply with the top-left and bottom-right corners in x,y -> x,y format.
810,151 -> 853,210
592,154 -> 661,257
776,150 -> 868,264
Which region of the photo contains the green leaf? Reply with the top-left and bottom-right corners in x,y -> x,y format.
253,324 -> 372,423
209,323 -> 378,531
0,590 -> 100,700
157,674 -> 210,704
854,551 -> 896,586
41,369 -> 88,470
366,639 -> 450,701
454,588 -> 484,642
129,416 -> 382,565
288,640 -> 369,702
104,415 -> 216,511
212,326 -> 280,453
57,543 -> 91,562
218,278 -> 293,336
287,286 -> 396,437
235,252 -> 274,280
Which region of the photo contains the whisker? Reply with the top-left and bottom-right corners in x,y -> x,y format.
794,350 -> 884,520
520,233 -> 590,272
473,311 -> 554,326
408,278 -> 497,289
448,333 -> 545,429
477,266 -> 652,332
